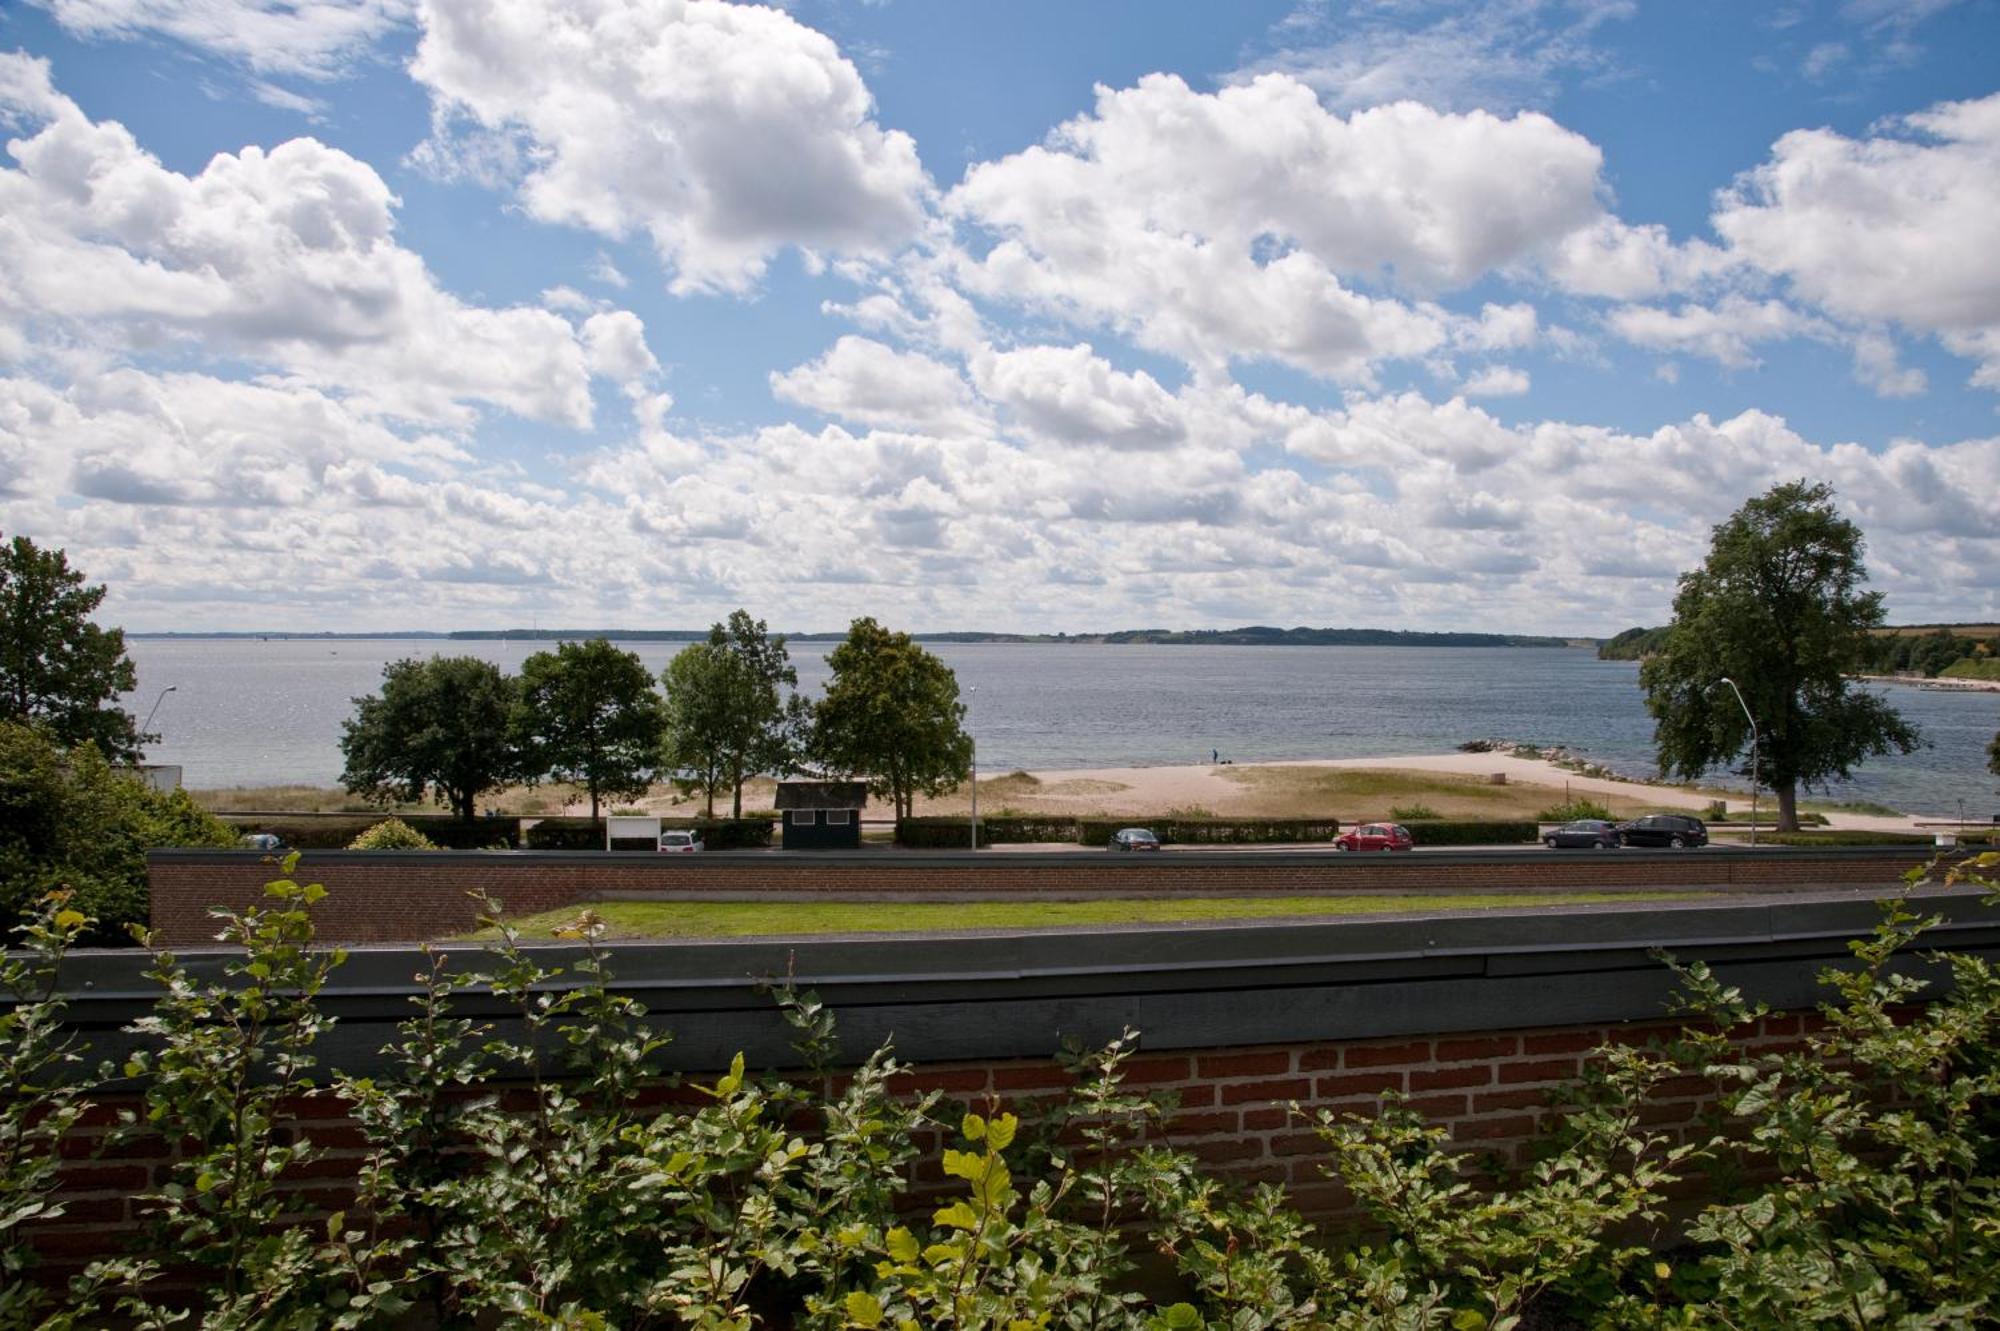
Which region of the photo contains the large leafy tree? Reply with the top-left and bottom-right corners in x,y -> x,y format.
811,617 -> 972,820
660,610 -> 806,818
0,535 -> 142,761
339,656 -> 519,821
1640,480 -> 1921,831
0,720 -> 235,942
511,639 -> 665,818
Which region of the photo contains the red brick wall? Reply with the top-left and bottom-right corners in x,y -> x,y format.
147,848 -> 1924,945
32,1009 -> 1802,1282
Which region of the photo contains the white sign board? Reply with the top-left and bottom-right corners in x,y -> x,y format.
606,814 -> 662,849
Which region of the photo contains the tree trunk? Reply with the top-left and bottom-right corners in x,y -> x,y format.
1775,782 -> 1798,833
589,784 -> 600,820
731,761 -> 743,820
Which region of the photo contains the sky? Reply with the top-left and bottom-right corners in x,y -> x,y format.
1,0 -> 1997,637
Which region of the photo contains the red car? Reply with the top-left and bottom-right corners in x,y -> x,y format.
1334,822 -> 1414,853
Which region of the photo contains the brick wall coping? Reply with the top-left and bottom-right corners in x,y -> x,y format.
147,843 -> 1954,869
35,887 -> 1998,1076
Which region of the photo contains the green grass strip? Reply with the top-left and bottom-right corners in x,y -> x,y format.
469,892 -> 1714,941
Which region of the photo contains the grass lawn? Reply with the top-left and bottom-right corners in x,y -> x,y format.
467,891 -> 1715,941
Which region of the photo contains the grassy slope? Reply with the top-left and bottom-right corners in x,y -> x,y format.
471,892 -> 1712,941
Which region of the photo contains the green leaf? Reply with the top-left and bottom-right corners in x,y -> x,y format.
845,1291 -> 884,1327
962,1111 -> 987,1142
933,1201 -> 980,1231
1450,1311 -> 1488,1331
986,1113 -> 1017,1150
886,1227 -> 920,1263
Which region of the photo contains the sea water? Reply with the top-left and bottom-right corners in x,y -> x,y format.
120,639 -> 1998,817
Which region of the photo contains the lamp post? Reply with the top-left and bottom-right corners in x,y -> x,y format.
967,685 -> 979,852
1715,677 -> 1759,848
140,684 -> 178,742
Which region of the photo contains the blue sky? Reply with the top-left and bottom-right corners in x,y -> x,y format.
1,0 -> 1996,635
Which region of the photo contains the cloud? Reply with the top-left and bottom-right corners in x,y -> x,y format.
31,0 -> 415,79
1461,365 -> 1530,396
971,344 -> 1189,450
948,74 -> 1635,382
409,0 -> 930,294
1606,296 -> 1832,368
0,53 -> 641,427
770,336 -> 989,434
1240,0 -> 1637,115
1711,90 -> 2000,386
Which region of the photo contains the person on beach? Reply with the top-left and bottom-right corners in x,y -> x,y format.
1212,748 -> 1219,764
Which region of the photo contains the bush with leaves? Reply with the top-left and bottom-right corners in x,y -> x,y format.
0,720 -> 236,942
9,852 -> 2000,1329
345,817 -> 439,851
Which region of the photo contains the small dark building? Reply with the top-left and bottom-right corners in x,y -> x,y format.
774,781 -> 868,850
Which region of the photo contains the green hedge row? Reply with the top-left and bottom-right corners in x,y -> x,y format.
1075,817 -> 1349,847
223,814 -> 521,850
1400,819 -> 1540,846
896,816 -> 1081,848
521,817 -> 778,851
1763,829 -> 1996,847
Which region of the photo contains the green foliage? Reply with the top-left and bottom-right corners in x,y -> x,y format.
1862,628 -> 1998,677
1943,658 -> 2000,682
1400,819 -> 1540,846
0,720 -> 236,942
0,534 -> 142,762
226,813 -> 522,850
0,893 -> 96,1328
897,814 -> 1088,847
1597,625 -> 1670,661
1073,816 -> 1350,846
1641,481 -> 1922,831
812,617 -> 973,821
1389,803 -> 1442,821
512,639 -> 667,819
1539,798 -> 1613,821
661,610 -> 809,819
339,655 -> 519,822
15,858 -> 2000,1328
347,817 -> 439,851
522,816 -> 606,850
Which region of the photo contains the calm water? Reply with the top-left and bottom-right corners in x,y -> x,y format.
120,639 -> 1999,817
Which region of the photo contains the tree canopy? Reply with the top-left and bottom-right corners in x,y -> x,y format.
659,611 -> 805,818
511,639 -> 665,818
811,617 -> 972,820
1639,480 -> 1921,830
0,535 -> 143,762
0,720 -> 235,942
339,656 -> 519,821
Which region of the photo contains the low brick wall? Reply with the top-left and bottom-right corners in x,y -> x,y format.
147,844 -> 1939,945
29,886 -> 1996,1291
30,1010 -> 1806,1281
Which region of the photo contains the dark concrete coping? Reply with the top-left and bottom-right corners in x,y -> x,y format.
148,843 -> 1948,868
32,886 -> 2000,1077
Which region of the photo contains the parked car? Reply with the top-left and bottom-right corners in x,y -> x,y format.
237,832 -> 284,852
1543,818 -> 1621,849
1615,814 -> 1708,849
1109,827 -> 1161,851
1334,822 -> 1414,853
658,830 -> 705,853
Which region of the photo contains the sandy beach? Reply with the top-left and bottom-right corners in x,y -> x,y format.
607,750 -> 1946,833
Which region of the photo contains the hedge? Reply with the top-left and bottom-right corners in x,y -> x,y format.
896,816 -> 1081,848
222,813 -> 520,850
1763,829 -> 1996,847
522,817 -> 779,851
1075,818 -> 1345,847
1400,819 -> 1540,846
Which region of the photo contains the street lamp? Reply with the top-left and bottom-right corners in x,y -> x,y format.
967,685 -> 979,852
140,685 -> 178,742
1714,677 -> 1759,848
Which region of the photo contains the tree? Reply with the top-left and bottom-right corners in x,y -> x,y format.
0,535 -> 142,761
1989,729 -> 1999,783
339,656 -> 519,821
659,610 -> 807,818
1640,480 -> 1921,831
0,720 -> 235,942
511,639 -> 665,818
810,617 -> 972,820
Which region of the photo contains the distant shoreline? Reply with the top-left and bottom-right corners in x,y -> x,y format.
131,628 -> 1586,648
